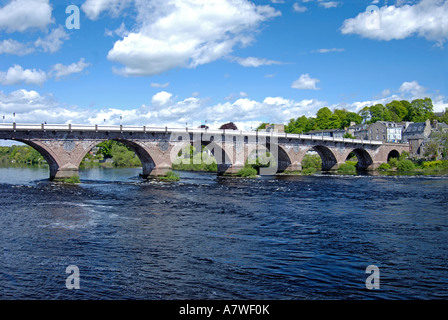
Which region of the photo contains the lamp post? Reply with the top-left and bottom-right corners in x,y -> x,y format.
13,113 -> 15,123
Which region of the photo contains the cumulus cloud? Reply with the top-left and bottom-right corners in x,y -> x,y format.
0,59 -> 90,85
34,26 -> 70,53
106,0 -> 281,76
319,1 -> 339,9
0,39 -> 34,55
341,0 -> 448,46
81,0 -> 133,20
291,73 -> 320,90
49,58 -> 90,80
0,0 -> 53,33
2,80 -> 447,129
292,3 -> 307,12
0,65 -> 47,86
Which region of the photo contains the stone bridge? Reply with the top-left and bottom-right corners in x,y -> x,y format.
0,123 -> 410,180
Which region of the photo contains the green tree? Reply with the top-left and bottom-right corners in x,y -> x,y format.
386,100 -> 408,122
315,107 -> 333,129
97,140 -> 114,158
407,98 -> 434,122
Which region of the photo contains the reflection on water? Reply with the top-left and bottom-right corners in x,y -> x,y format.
1,166 -> 448,299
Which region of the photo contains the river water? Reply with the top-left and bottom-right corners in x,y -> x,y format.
0,166 -> 447,300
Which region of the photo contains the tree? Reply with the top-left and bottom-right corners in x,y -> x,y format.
424,141 -> 440,160
256,123 -> 271,131
220,122 -> 238,130
315,107 -> 333,129
386,100 -> 408,122
439,108 -> 448,125
359,106 -> 370,123
368,104 -> 392,123
407,98 -> 434,122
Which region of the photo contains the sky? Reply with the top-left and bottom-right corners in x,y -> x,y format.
0,0 -> 447,131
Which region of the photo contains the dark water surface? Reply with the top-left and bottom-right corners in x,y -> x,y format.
1,166 -> 447,300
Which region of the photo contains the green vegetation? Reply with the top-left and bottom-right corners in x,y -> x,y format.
282,98 -> 446,135
236,166 -> 258,178
378,163 -> 391,171
338,163 -> 357,174
158,171 -> 180,181
172,145 -> 218,172
0,145 -> 46,165
54,176 -> 80,184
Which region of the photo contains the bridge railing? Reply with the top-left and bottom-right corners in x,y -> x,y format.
0,123 -> 387,145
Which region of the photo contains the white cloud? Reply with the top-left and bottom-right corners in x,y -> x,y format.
0,39 -> 34,55
151,91 -> 173,106
150,82 -> 170,88
50,58 -> 90,80
231,56 -> 283,67
0,65 -> 47,86
399,80 -> 427,98
3,80 -> 448,129
319,1 -> 339,9
312,48 -> 345,53
341,0 -> 448,46
81,0 -> 133,20
106,0 -> 281,76
293,3 -> 307,12
291,73 -> 320,90
0,89 -> 57,114
34,26 -> 70,53
0,0 -> 53,33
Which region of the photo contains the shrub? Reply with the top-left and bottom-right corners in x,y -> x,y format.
236,167 -> 257,177
397,159 -> 415,172
301,167 -> 317,175
338,163 -> 356,174
159,171 -> 180,181
388,158 -> 399,168
378,163 -> 390,171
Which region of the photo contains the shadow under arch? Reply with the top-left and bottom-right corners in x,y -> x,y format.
200,140 -> 233,175
387,149 -> 400,161
255,143 -> 292,174
77,139 -> 157,179
347,148 -> 374,170
309,145 -> 338,171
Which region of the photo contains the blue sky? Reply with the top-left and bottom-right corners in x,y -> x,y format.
0,0 -> 447,130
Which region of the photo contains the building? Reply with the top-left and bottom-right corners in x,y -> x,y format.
350,121 -> 403,143
419,121 -> 448,159
402,120 -> 432,157
305,129 -> 345,139
265,124 -> 285,133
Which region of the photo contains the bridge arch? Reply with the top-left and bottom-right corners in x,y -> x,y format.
76,139 -> 158,178
344,148 -> 374,170
9,139 -> 63,180
387,149 -> 401,161
306,145 -> 338,171
201,140 -> 233,175
245,143 -> 292,174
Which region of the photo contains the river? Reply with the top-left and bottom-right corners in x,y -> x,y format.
0,166 -> 447,300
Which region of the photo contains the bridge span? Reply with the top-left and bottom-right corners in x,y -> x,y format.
0,123 -> 410,180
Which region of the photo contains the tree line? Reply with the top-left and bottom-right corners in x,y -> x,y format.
258,97 -> 447,134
